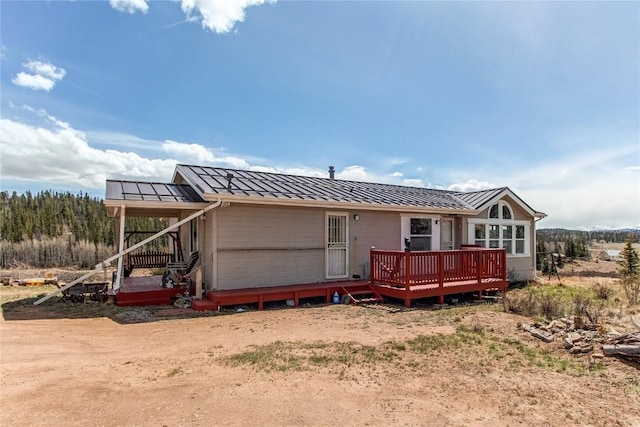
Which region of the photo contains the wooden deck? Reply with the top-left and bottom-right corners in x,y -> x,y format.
115,248 -> 508,310
115,276 -> 192,306
370,248 -> 508,307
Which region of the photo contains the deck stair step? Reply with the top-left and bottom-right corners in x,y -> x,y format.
341,285 -> 383,306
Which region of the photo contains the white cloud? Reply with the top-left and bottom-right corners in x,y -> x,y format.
402,179 -> 425,188
441,143 -> 640,228
0,115 -> 175,189
109,0 -> 149,14
336,165 -> 371,182
162,139 -> 250,168
180,0 -> 274,33
108,0 -> 274,34
390,171 -> 403,177
447,179 -> 496,192
12,60 -> 66,92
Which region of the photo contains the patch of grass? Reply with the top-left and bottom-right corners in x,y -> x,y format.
504,283 -> 607,320
167,367 -> 182,377
499,337 -> 584,373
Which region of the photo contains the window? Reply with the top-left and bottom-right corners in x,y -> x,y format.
410,218 -> 432,251
468,201 -> 530,256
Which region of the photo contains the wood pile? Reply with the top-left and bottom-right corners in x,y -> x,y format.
520,316 -> 640,362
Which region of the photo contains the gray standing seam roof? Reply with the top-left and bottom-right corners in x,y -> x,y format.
174,164 -> 495,211
106,180 -> 205,203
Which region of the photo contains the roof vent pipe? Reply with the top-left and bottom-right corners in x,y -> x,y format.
226,172 -> 234,190
328,166 -> 335,179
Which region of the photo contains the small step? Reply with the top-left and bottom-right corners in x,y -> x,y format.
354,297 -> 381,304
191,299 -> 219,311
348,290 -> 375,296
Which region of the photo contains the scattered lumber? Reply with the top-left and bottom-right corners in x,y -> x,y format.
602,345 -> 640,357
520,317 -> 640,361
521,324 -> 554,343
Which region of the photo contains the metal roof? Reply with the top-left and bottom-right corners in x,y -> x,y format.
174,164 -> 479,211
106,180 -> 205,203
452,188 -> 507,209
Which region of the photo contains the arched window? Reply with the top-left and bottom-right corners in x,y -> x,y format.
488,202 -> 513,220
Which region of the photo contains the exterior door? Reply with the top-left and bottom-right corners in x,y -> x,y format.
440,219 -> 454,250
326,213 -> 348,279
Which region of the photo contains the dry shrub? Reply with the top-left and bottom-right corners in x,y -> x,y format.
503,289 -> 537,317
539,293 -> 563,320
572,293 -> 592,317
593,283 -> 614,300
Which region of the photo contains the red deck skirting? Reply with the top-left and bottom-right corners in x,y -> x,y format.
115,276 -> 191,306
194,281 -> 370,311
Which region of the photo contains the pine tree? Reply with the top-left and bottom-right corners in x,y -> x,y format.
618,235 -> 640,304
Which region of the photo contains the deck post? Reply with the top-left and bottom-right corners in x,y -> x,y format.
404,251 -> 411,307
476,251 -> 482,284
258,294 -> 264,310
437,251 -> 444,295
404,251 -> 411,291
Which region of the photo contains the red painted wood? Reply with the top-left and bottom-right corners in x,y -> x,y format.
370,248 -> 508,307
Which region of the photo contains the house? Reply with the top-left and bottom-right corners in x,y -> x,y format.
603,250 -> 622,262
102,164 -> 546,308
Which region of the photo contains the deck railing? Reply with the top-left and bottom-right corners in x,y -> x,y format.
370,248 -> 507,290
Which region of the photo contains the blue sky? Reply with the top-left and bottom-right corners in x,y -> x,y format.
0,0 -> 638,229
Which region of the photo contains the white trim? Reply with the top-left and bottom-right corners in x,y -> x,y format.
400,214 -> 441,251
468,218 -> 531,257
475,188 -> 537,217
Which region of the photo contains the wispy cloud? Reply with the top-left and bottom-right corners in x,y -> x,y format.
12,60 -> 66,92
109,0 -> 149,14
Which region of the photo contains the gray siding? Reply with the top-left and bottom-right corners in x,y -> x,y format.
212,205 -> 401,290
348,211 -> 401,279
215,204 -> 325,289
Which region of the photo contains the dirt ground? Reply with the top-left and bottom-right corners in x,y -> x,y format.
1,260 -> 639,427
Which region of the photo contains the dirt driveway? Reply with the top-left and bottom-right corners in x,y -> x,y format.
1,282 -> 639,427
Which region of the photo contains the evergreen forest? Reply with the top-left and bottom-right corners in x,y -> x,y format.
0,190 -> 167,268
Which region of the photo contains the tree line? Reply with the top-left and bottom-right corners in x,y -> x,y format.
535,228 -> 640,272
0,190 -> 168,268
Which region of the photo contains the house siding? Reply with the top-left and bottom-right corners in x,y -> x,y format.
212,205 -> 401,290
215,204 -> 324,289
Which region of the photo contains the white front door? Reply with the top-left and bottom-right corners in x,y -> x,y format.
440,219 -> 454,250
326,212 -> 349,279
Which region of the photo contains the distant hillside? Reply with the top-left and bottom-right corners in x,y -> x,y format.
537,228 -> 639,244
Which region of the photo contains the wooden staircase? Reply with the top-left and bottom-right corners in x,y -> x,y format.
341,284 -> 383,306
